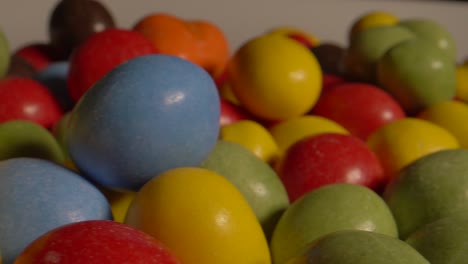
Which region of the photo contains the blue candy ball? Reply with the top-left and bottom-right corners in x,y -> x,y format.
34,61 -> 74,112
0,158 -> 112,264
66,54 -> 220,191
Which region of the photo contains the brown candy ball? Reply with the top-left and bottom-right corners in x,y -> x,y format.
49,0 -> 116,59
311,42 -> 345,75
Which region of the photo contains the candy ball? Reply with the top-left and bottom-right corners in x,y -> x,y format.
200,140 -> 289,240
66,54 -> 220,191
67,28 -> 157,102
125,167 -> 271,264
399,18 -> 457,62
133,13 -> 230,77
377,38 -> 456,114
15,220 -> 181,264
278,133 -> 385,202
0,77 -> 63,129
13,43 -> 57,71
49,0 -> 116,59
228,33 -> 322,121
270,183 -> 398,264
384,149 -> 468,239
348,10 -> 399,41
344,25 -> 415,82
0,120 -> 65,163
367,117 -> 459,180
418,100 -> 468,148
0,158 -> 112,263
311,82 -> 406,140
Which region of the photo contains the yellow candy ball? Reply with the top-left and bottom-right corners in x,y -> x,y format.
418,100 -> 468,148
367,117 -> 459,180
349,10 -> 399,40
125,167 -> 271,264
228,34 -> 322,121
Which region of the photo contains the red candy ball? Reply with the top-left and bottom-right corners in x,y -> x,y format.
312,82 -> 406,140
13,43 -> 58,71
278,133 -> 385,202
15,220 -> 181,264
67,28 -> 158,102
0,77 -> 63,128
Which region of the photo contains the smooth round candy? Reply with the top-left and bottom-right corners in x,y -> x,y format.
228,34 -> 322,121
67,28 -> 157,102
377,38 -> 456,114
66,54 -> 220,191
278,133 -> 385,202
270,183 -> 398,264
0,77 -> 63,129
0,158 -> 112,263
311,82 -> 406,140
200,140 -> 289,240
125,167 -> 271,264
15,220 -> 181,264
349,11 -> 399,41
384,149 -> 468,239
418,100 -> 468,148
0,120 -> 65,163
367,117 -> 459,180
399,18 -> 457,62
344,25 -> 415,82
49,0 -> 116,58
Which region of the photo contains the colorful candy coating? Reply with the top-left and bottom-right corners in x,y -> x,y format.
125,167 -> 271,264
15,220 -> 182,264
0,158 -> 112,263
66,54 -> 220,191
67,28 -> 157,102
49,0 -> 116,58
228,33 -> 322,121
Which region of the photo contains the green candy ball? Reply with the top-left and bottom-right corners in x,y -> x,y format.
377,38 -> 456,114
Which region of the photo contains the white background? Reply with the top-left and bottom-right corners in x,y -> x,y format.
1,0 -> 468,62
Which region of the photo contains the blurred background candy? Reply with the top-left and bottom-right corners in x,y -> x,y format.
66,28 -> 158,102
49,0 -> 116,59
